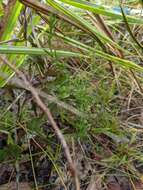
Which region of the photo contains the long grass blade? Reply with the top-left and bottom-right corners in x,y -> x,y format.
54,32 -> 143,71
58,0 -> 143,24
0,7 -> 40,87
0,46 -> 88,57
0,1 -> 23,40
46,0 -> 121,49
120,5 -> 143,51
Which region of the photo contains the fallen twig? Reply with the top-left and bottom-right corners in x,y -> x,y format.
0,56 -> 80,190
0,72 -> 85,118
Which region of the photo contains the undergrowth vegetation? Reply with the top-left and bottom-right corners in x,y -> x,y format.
0,0 -> 143,189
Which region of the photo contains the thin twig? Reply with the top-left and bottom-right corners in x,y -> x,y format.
0,56 -> 80,190
0,72 -> 85,117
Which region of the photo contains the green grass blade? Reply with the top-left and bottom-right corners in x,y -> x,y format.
120,5 -> 143,51
58,0 -> 143,24
46,0 -> 121,49
0,46 -> 88,58
0,3 -> 3,17
54,32 -> 143,72
0,9 -> 40,87
1,1 -> 23,40
0,1 -> 23,87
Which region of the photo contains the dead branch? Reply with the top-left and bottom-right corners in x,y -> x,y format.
0,56 -> 80,190
0,72 -> 85,117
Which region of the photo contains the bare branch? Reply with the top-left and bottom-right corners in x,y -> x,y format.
0,56 -> 80,190
0,72 -> 85,117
